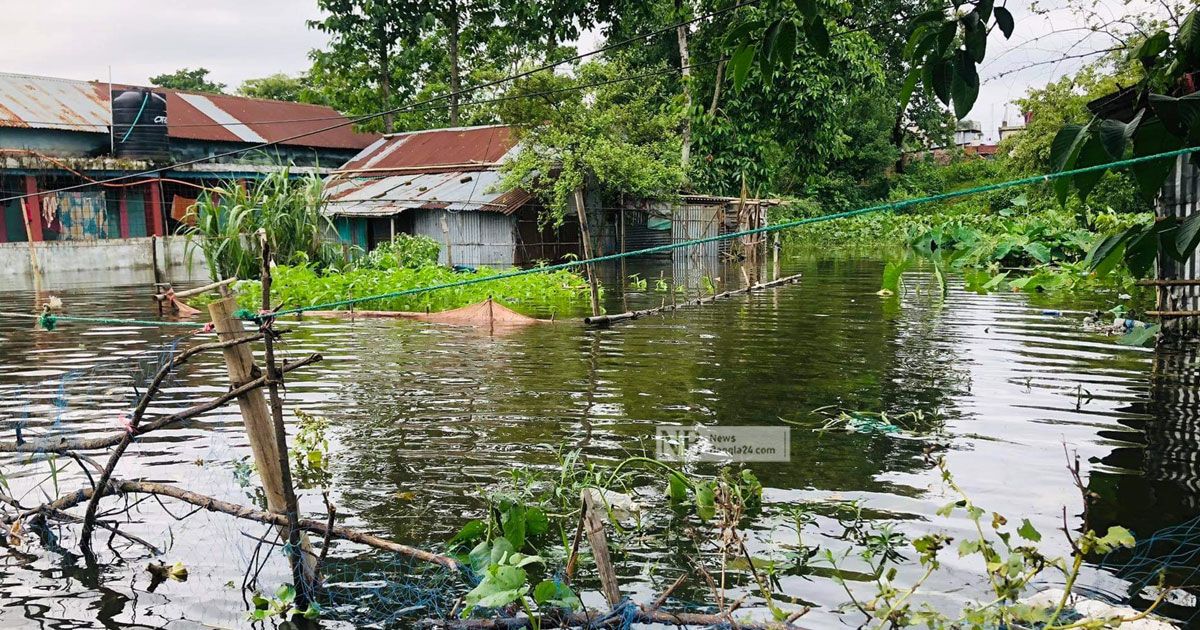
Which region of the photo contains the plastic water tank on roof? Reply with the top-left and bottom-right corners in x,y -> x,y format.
112,89 -> 170,160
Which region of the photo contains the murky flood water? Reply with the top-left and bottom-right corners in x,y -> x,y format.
0,254 -> 1197,628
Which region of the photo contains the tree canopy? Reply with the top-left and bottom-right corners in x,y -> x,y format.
149,67 -> 227,93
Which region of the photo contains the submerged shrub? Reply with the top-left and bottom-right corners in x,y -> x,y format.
360,234 -> 441,270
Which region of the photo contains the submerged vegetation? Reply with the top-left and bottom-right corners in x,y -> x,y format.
226,234 -> 596,316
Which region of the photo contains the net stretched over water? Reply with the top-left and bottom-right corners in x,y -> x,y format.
1101,514 -> 1200,620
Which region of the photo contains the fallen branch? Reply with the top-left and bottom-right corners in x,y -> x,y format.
11,479 -> 460,572
80,333 -> 266,551
0,353 -> 321,455
584,273 -> 803,326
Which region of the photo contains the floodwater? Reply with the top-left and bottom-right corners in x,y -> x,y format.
0,253 -> 1197,628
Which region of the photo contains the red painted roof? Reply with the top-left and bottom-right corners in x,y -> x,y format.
341,125 -> 517,172
0,72 -> 376,150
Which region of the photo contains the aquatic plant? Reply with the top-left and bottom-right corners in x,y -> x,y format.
230,261 -> 596,317
360,234 -> 441,270
179,169 -> 347,281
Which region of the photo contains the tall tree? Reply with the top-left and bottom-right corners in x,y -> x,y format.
309,0 -> 427,133
149,67 -> 226,93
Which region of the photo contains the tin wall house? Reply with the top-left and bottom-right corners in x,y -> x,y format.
323,125 -> 583,268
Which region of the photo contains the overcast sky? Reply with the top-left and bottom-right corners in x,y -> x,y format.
0,0 -> 1173,142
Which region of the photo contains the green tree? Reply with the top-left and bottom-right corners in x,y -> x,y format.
149,67 -> 226,93
237,73 -> 320,103
498,60 -> 685,220
309,0 -> 428,133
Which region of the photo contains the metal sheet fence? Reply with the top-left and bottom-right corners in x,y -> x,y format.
412,209 -> 517,268
1158,155 -> 1200,336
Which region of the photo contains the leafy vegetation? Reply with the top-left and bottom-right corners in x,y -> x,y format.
179,170 -> 346,281
441,449 -> 1158,627
149,67 -> 227,93
227,239 -> 595,317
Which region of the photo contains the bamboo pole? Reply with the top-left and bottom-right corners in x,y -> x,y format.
584,273 -> 802,326
574,188 -> 601,317
259,235 -> 315,603
154,278 -> 236,301
207,297 -> 318,584
581,489 -> 621,607
19,199 -> 41,278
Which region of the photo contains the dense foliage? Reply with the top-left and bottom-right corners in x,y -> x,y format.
231,233 -> 594,316
179,171 -> 346,281
149,67 -> 227,93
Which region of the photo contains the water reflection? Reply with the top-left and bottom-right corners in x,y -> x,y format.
0,254 -> 1195,627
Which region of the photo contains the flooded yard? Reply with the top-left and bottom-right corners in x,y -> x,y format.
0,254 -> 1194,627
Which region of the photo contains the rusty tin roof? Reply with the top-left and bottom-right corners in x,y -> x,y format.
0,72 -> 376,150
324,125 -> 531,217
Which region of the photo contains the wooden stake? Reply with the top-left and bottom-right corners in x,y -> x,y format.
573,188 -> 601,318
207,297 -> 318,585
580,489 -> 621,607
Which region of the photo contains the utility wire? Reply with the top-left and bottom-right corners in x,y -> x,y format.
7,145 -> 1198,330
0,0 -> 761,205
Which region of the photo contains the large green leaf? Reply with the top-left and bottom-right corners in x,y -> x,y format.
976,0 -> 994,24
722,21 -> 762,50
1073,136 -> 1111,200
795,0 -> 818,20
904,25 -> 937,60
1023,242 -> 1052,263
936,20 -> 957,56
1085,232 -> 1129,274
502,504 -> 527,550
927,56 -> 952,105
963,14 -> 987,63
1134,30 -> 1171,67
1176,212 -> 1200,262
950,51 -> 979,119
1124,223 -> 1160,277
897,66 -> 921,114
730,44 -> 755,90
1097,109 -> 1142,159
806,17 -> 830,56
994,6 -> 1014,39
1149,92 -> 1200,142
1178,9 -> 1200,65
1050,123 -> 1088,204
533,580 -> 582,611
761,19 -> 782,79
1131,117 -> 1183,199
773,19 -> 797,70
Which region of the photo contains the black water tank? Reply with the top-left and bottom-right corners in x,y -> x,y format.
112,89 -> 169,160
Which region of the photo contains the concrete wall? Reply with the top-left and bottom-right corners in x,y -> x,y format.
0,236 -> 209,287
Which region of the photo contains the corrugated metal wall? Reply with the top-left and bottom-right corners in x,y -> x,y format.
412,209 -> 517,268
671,203 -> 721,260
1158,154 -> 1200,336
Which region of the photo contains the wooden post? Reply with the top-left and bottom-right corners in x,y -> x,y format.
19,200 -> 41,278
118,188 -> 130,239
581,490 -> 621,607
207,297 -> 318,587
574,188 -> 601,317
147,179 -> 165,237
21,177 -> 44,242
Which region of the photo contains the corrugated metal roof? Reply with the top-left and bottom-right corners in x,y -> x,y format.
325,125 -> 531,217
340,125 -> 517,173
324,168 -> 531,217
0,72 -> 376,150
